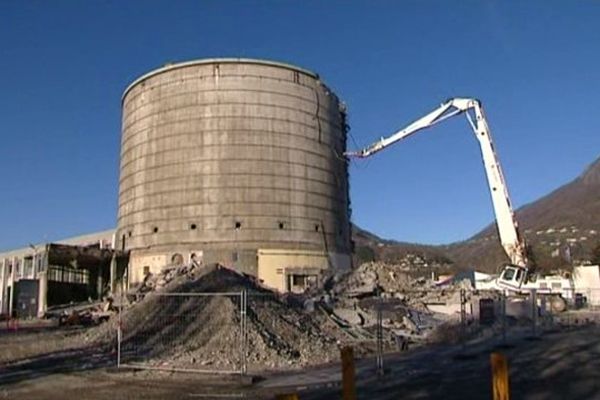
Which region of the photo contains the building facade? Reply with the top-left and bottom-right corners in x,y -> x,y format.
117,58 -> 352,291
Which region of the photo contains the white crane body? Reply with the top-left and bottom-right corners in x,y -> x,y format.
346,98 -> 528,290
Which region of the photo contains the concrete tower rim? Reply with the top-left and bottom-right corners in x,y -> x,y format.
122,58 -> 320,103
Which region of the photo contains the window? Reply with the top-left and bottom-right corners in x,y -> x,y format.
278,222 -> 285,230
552,282 -> 562,290
235,221 -> 242,230
315,224 -> 320,232
153,227 -> 159,233
232,251 -> 239,262
515,269 -> 523,282
190,223 -> 197,230
128,231 -> 132,237
143,266 -> 150,276
501,268 -> 515,281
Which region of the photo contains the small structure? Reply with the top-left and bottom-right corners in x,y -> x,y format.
0,230 -> 127,318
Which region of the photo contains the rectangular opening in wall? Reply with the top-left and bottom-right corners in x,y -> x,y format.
288,274 -> 318,293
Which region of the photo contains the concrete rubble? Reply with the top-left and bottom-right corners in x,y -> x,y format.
74,260 -> 502,371
324,261 -> 487,345
45,299 -> 114,326
89,264 -> 356,371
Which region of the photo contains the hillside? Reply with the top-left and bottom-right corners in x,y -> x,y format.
353,156 -> 600,273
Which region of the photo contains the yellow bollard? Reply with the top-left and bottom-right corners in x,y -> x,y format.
275,394 -> 299,400
490,352 -> 510,400
341,346 -> 357,400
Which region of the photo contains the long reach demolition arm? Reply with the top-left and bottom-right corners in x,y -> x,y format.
346,98 -> 529,288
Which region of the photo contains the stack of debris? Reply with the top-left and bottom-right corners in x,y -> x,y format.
46,299 -> 114,326
92,265 -> 350,371
326,262 -> 482,345
136,260 -> 203,294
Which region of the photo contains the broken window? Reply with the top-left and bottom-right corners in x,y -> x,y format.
288,274 -> 318,293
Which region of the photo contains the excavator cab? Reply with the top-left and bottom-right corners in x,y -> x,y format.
497,264 -> 528,290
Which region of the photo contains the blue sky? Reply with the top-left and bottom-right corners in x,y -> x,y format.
1,1 -> 599,250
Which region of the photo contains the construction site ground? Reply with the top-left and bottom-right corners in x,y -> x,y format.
1,322 -> 598,399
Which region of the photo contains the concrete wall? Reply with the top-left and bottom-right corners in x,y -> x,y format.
257,248 -> 350,292
117,59 -> 352,286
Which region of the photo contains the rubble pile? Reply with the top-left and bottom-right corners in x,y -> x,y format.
46,299 -> 114,326
328,262 -> 479,344
135,260 -> 204,294
79,260 -> 497,371
96,264 -> 346,371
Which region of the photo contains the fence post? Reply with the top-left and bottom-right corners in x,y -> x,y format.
376,295 -> 384,376
340,346 -> 356,400
460,289 -> 467,348
239,289 -> 247,375
490,352 -> 510,400
531,289 -> 538,338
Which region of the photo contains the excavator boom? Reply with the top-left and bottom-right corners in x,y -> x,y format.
346,97 -> 529,289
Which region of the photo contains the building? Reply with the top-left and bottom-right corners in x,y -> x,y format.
0,230 -> 126,318
116,58 -> 352,292
1,58 -> 352,314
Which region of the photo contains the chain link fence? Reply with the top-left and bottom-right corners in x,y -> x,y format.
117,291 -> 247,374
114,287 -> 600,375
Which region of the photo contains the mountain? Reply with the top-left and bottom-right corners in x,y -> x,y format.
353,156 -> 600,273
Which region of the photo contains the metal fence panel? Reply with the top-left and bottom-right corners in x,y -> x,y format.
117,291 -> 245,374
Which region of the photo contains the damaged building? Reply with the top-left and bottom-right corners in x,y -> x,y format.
0,230 -> 127,318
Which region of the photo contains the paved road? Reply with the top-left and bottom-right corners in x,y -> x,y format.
263,325 -> 600,400
1,324 -> 599,399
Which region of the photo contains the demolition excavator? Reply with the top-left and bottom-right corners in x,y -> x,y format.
345,97 -> 530,291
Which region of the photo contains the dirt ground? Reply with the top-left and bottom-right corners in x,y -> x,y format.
1,321 -> 599,399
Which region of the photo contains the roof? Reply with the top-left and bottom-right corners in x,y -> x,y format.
122,57 -> 319,102
0,228 -> 116,260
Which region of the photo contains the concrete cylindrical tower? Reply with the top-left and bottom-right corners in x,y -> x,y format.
117,58 -> 351,291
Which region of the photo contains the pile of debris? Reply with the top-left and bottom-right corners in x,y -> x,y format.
46,299 -> 114,326
136,260 -> 203,293
76,260 -> 496,371
326,262 -> 481,344
93,264 -> 348,371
